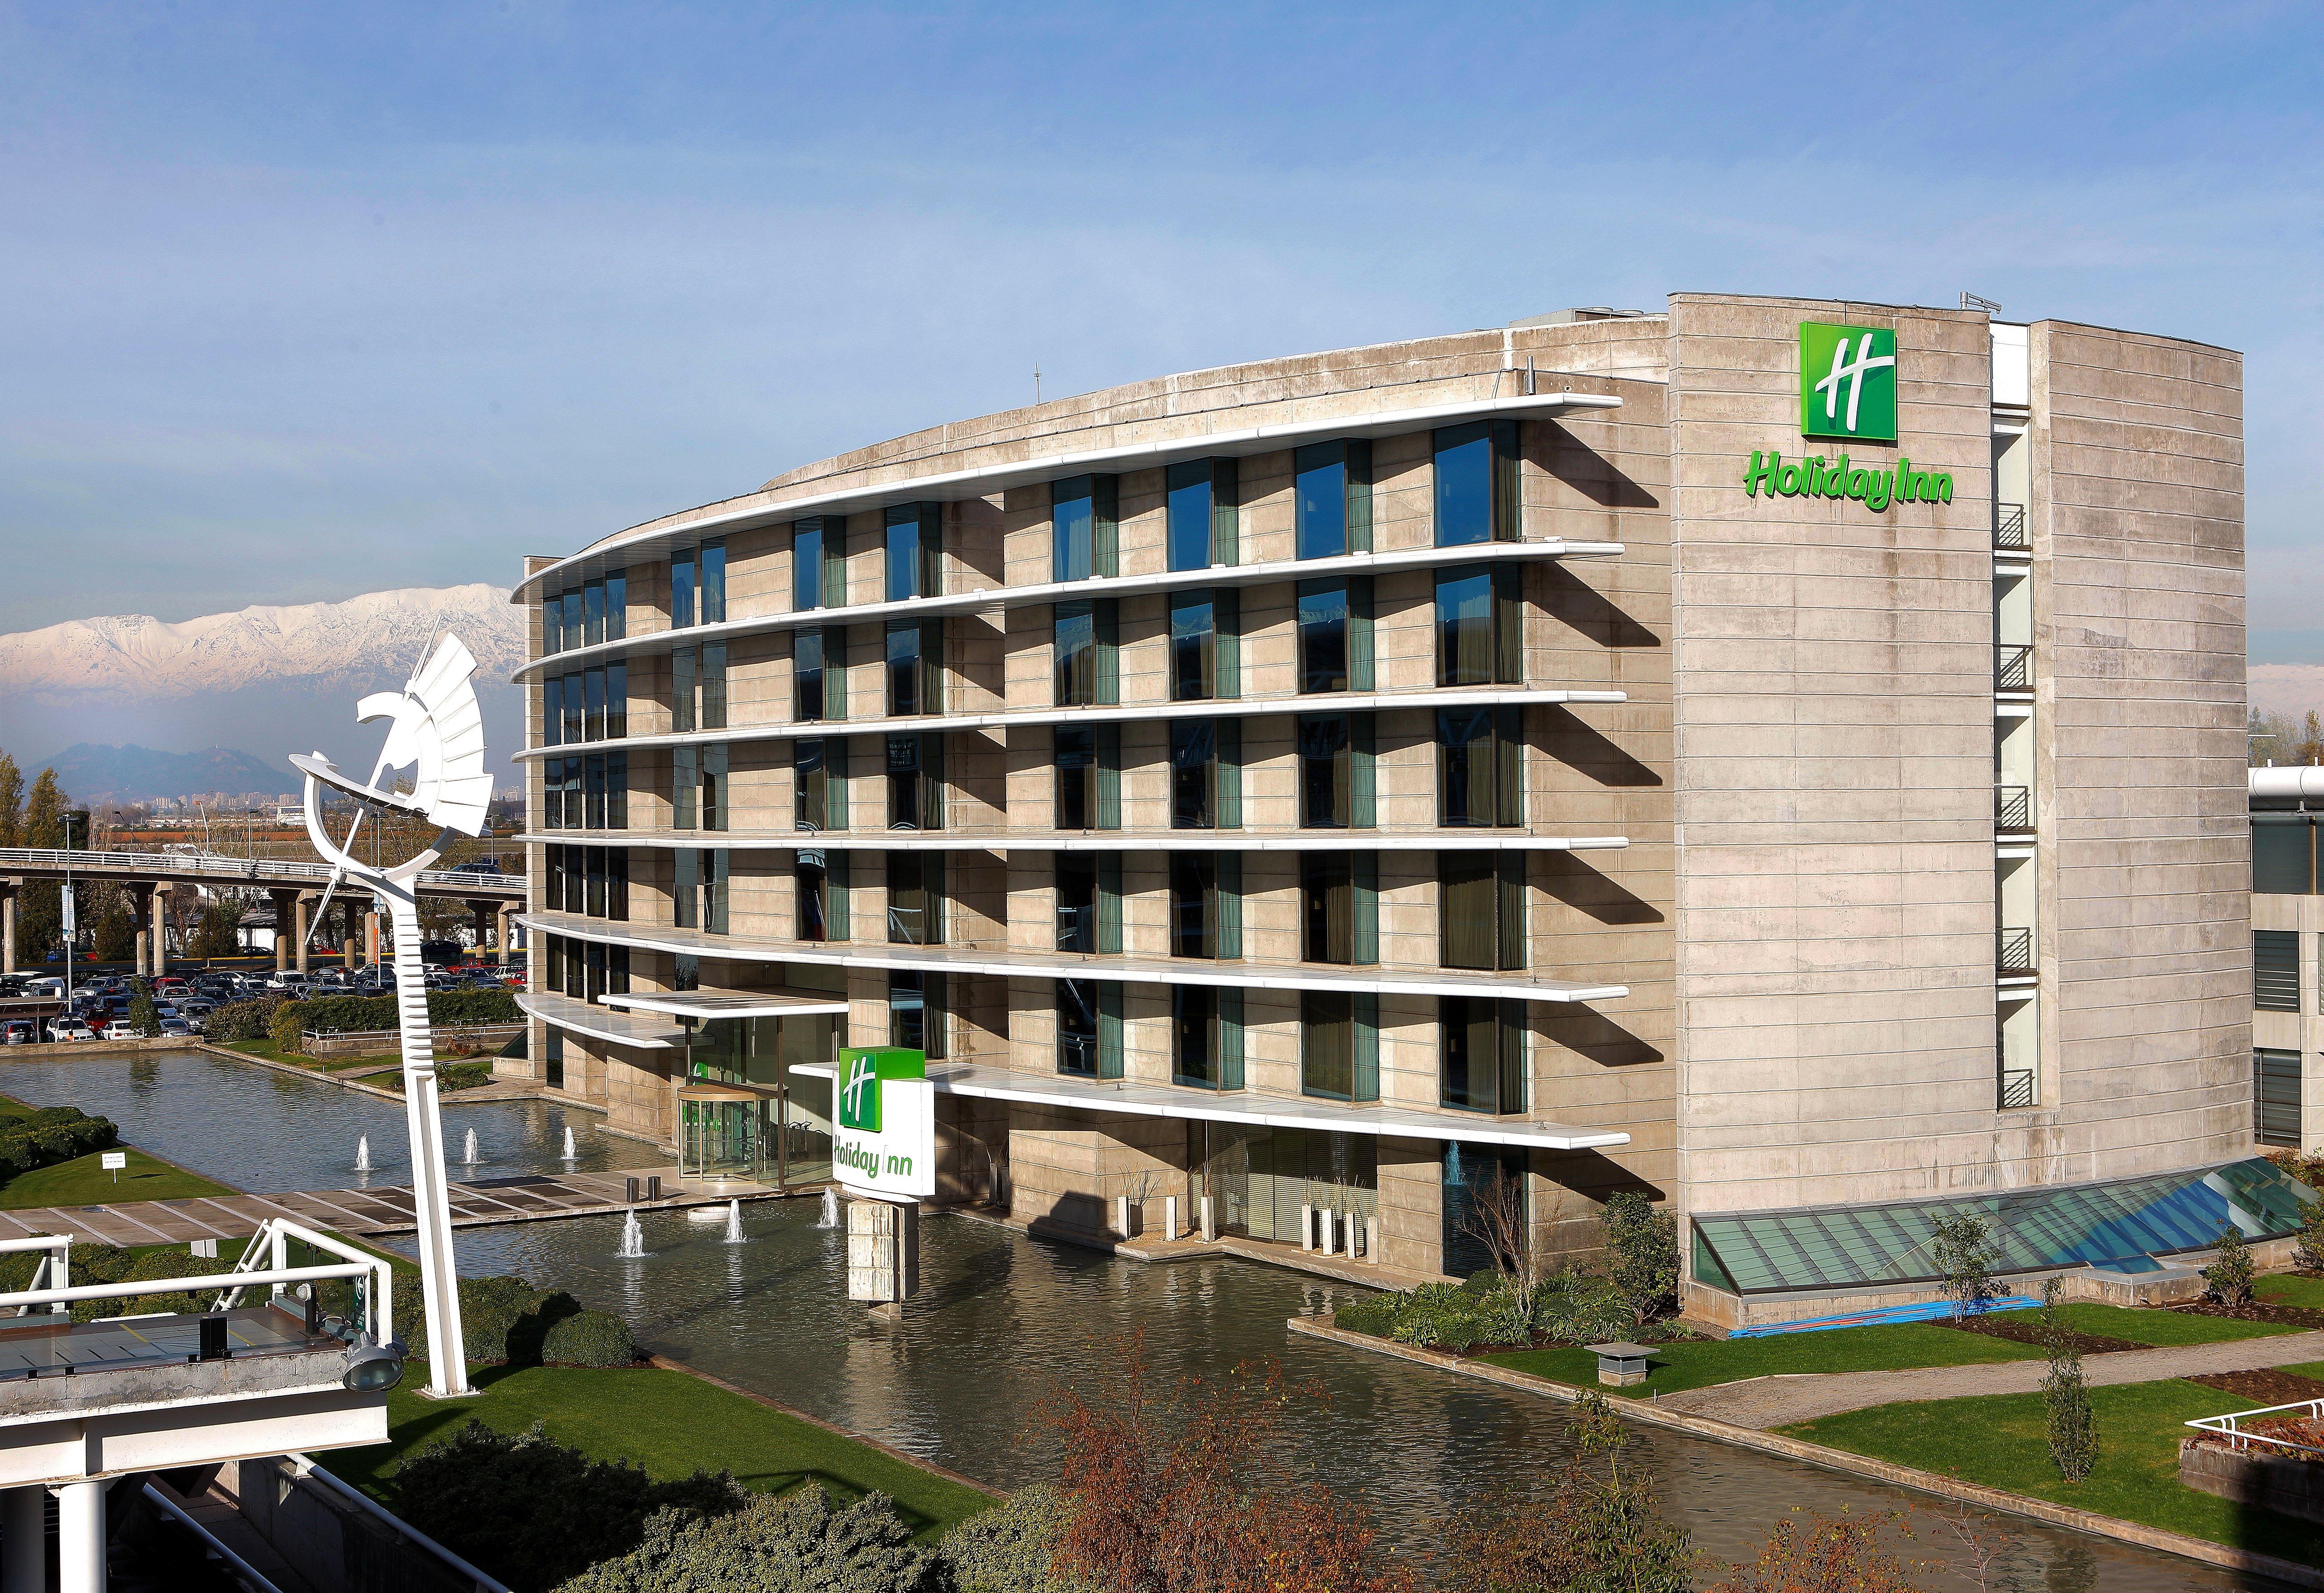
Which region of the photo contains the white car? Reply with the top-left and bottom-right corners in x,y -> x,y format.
46,1020 -> 92,1042
157,1019 -> 194,1038
101,1020 -> 135,1041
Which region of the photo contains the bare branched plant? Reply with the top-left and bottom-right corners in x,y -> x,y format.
1456,1166 -> 1541,1292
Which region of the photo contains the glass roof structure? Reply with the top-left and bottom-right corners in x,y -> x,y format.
1693,1158 -> 2318,1296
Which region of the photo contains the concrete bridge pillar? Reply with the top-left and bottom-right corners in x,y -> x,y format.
496,903 -> 513,966
0,880 -> 17,975
366,905 -> 381,969
126,881 -> 155,978
270,888 -> 299,972
343,898 -> 360,969
467,900 -> 495,959
294,894 -> 314,975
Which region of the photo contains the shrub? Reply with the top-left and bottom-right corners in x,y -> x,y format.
2043,1349 -> 2097,1481
941,1485 -> 1092,1593
2204,1225 -> 2256,1307
543,1309 -> 638,1368
0,1108 -> 117,1186
394,1274 -> 583,1366
2297,1197 -> 2324,1274
204,996 -> 285,1042
128,989 -> 158,1037
1930,1213 -> 2003,1322
556,1487 -> 946,1593
389,1420 -> 746,1593
1602,1192 -> 1680,1326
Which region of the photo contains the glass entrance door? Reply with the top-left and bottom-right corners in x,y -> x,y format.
681,1097 -> 773,1179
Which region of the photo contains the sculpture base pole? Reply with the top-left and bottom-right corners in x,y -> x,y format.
387,883 -> 471,1397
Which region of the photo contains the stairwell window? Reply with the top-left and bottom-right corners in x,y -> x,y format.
1298,713 -> 1376,830
1174,986 -> 1245,1091
887,733 -> 943,832
1054,726 -> 1121,831
1297,579 -> 1373,694
1054,600 -> 1119,707
794,738 -> 848,832
887,851 -> 945,946
2257,930 -> 2301,1012
885,504 -> 942,602
1440,995 -> 1525,1114
1167,458 -> 1239,571
1300,852 -> 1377,966
1170,718 -> 1241,831
1294,440 -> 1372,560
1440,851 -> 1524,971
796,850 -> 848,942
1301,990 -> 1379,1103
1436,565 -> 1523,687
1052,475 -> 1119,582
1433,420 -> 1521,547
1438,708 -> 1523,827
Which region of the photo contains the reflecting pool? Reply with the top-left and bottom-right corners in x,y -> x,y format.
431,1198 -> 2287,1591
0,1051 -> 660,1191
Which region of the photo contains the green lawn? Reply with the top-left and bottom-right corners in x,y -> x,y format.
322,1361 -> 995,1540
1991,1301 -> 2306,1348
0,1089 -> 236,1208
2257,1274 -> 2324,1310
1781,1378 -> 2324,1564
1481,1321 -> 2046,1398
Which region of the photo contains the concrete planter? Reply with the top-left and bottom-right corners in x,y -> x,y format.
2179,1436 -> 2324,1526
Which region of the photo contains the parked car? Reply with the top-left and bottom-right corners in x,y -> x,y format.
46,1020 -> 92,1042
101,1020 -> 135,1041
157,1019 -> 194,1038
2,1021 -> 33,1045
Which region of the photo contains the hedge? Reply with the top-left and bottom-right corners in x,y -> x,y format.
395,1274 -> 587,1366
205,996 -> 286,1042
0,1107 -> 118,1183
268,989 -> 521,1051
540,1309 -> 637,1369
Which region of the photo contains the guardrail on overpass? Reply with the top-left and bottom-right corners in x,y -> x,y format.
0,848 -> 524,899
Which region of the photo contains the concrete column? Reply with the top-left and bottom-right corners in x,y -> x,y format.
0,881 -> 17,975
294,894 -> 314,975
365,908 -> 381,969
2,1485 -> 44,1593
126,882 -> 154,978
271,889 -> 298,972
495,905 -> 512,965
343,899 -> 359,969
152,882 -> 170,971
55,1480 -> 100,1593
469,900 -> 493,958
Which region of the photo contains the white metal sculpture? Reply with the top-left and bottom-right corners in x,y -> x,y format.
290,634 -> 494,1398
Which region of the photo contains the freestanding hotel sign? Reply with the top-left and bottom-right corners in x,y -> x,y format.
833,1046 -> 935,1201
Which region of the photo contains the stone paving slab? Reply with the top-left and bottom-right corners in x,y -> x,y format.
1654,1326 -> 2324,1429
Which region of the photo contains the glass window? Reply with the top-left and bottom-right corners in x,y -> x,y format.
1171,855 -> 1218,959
561,590 -> 582,653
604,571 -> 626,641
1438,708 -> 1523,827
1441,851 -> 1524,971
543,596 -> 564,657
1054,725 -> 1119,831
699,540 -> 727,624
888,619 -> 941,717
2257,930 -> 2301,1013
795,738 -> 846,832
542,677 -> 563,749
2258,1049 -> 2303,1148
1299,714 -> 1351,830
796,849 -> 848,942
794,631 -> 826,722
1172,719 -> 1217,830
1300,851 -> 1376,967
1294,440 -> 1372,560
794,518 -> 829,611
674,848 -> 729,934
1433,419 -> 1520,547
700,643 -> 727,731
671,549 -> 695,629
1173,985 -> 1244,1091
584,754 -> 607,830
1437,565 -> 1523,687
606,751 -> 628,830
886,732 -> 943,832
1440,996 -> 1526,1114
2254,823 -> 2315,895
885,504 -> 940,602
584,668 -> 606,742
1301,990 -> 1377,1102
606,847 -> 629,921
606,662 -> 627,740
673,647 -> 696,735
562,672 -> 584,745
583,580 -> 605,647
1056,855 -> 1098,953
1051,475 -> 1118,582
1058,978 -> 1101,1077
1171,591 -> 1216,702
1054,599 -> 1117,707
886,970 -> 946,1058
1167,457 -> 1238,571
1297,579 -> 1368,693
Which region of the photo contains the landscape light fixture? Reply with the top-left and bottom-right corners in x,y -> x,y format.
342,1338 -> 407,1393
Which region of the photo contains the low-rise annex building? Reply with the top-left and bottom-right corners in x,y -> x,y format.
2253,764 -> 2324,1151
507,291 -> 2296,1325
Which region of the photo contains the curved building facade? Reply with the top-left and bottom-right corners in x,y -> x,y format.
510,293 -> 2262,1321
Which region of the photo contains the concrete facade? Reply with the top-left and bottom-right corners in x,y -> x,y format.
509,292 -> 2249,1308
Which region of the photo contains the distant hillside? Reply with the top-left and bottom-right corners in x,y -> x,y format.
35,744 -> 293,804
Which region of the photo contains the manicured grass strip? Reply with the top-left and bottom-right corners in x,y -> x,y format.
0,1089 -> 236,1208
323,1362 -> 994,1541
1780,1378 -> 2324,1564
1481,1321 -> 2045,1398
1998,1302 -> 2304,1347
2257,1274 -> 2324,1310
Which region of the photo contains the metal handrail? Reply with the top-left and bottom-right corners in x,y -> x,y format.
1998,1067 -> 2036,1109
2186,1398 -> 2324,1458
1997,927 -> 2034,974
1995,645 -> 2032,691
142,1483 -> 289,1593
1994,503 -> 2029,551
291,1456 -> 512,1593
0,847 -> 520,895
1995,785 -> 2032,831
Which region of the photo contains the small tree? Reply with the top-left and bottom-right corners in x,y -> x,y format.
1709,1511 -> 1919,1593
188,902 -> 243,961
1455,1165 -> 1540,1293
1929,1213 -> 2002,1322
92,903 -> 137,964
2037,1277 -> 2097,1482
127,987 -> 158,1038
2203,1224 -> 2256,1307
1604,1191 -> 1680,1327
2295,1197 -> 2324,1274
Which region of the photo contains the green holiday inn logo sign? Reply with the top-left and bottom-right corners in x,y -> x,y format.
1742,321 -> 1953,512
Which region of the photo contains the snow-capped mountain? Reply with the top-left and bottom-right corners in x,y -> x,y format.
0,585 -> 524,699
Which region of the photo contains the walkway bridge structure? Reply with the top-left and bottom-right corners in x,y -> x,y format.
0,848 -> 524,977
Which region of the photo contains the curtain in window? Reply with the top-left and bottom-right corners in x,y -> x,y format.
1098,857 -> 1123,953
606,662 -> 628,739
1055,602 -> 1095,706
674,747 -> 698,829
1437,566 -> 1493,688
1217,720 -> 1241,829
1095,725 -> 1121,830
1220,988 -> 1245,1090
701,643 -> 728,730
1498,852 -> 1525,971
1494,565 -> 1522,685
1302,991 -> 1352,1100
1353,994 -> 1379,1103
1094,599 -> 1119,705
1300,715 -> 1350,830
1217,853 -> 1242,960
1440,851 -> 1494,970
1353,852 -> 1378,966
821,627 -> 847,720
1303,854 -> 1353,966
826,850 -> 849,940
1211,458 -> 1239,567
1173,985 -> 1218,1089
1352,713 -> 1377,828
1349,576 -> 1374,691
1215,588 -> 1241,699
1098,981 -> 1124,1079
675,848 -> 699,929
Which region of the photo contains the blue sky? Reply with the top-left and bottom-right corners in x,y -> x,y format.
1,1 -> 2318,649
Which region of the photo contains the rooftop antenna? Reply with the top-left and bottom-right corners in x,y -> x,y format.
1961,292 -> 2002,316
1033,363 -> 1042,404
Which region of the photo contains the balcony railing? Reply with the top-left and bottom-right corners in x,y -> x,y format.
1999,1065 -> 2036,1109
1995,785 -> 2032,833
1998,927 -> 2034,976
1994,503 -> 2029,552
1995,644 -> 2032,692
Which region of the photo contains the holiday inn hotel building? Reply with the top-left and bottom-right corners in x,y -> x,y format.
509,291 -> 2295,1324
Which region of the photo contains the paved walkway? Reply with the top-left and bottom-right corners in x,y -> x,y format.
0,1167 -> 788,1246
1657,1328 -> 2324,1429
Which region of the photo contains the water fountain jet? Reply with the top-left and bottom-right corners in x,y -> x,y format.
355,1136 -> 371,1173
725,1199 -> 744,1243
562,1124 -> 577,1161
818,1188 -> 840,1228
617,1209 -> 645,1258
463,1127 -> 479,1165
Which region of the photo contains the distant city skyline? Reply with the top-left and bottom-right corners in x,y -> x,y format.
1,3 -> 2317,656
